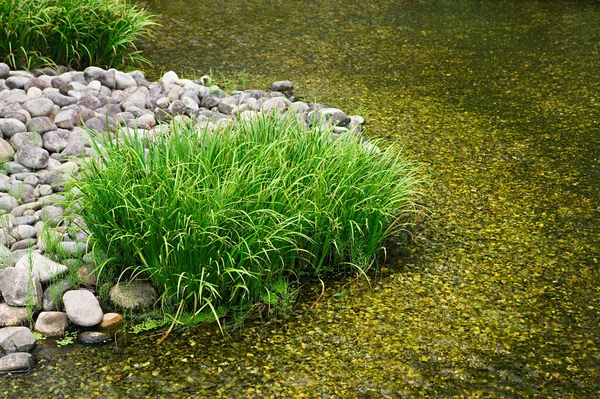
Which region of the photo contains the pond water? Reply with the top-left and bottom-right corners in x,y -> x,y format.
6,0 -> 600,397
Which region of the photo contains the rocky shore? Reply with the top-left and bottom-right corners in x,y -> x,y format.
0,62 -> 365,373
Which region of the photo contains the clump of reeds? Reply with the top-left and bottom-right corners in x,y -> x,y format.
0,0 -> 155,70
75,114 -> 422,326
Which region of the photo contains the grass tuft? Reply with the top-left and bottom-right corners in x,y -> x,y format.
74,113 -> 423,326
0,0 -> 156,70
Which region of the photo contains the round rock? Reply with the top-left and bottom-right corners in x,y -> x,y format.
78,331 -> 109,345
63,289 -> 103,327
15,146 -> 49,169
109,280 -> 157,310
34,311 -> 68,337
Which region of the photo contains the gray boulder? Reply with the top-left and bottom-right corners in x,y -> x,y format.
43,129 -> 72,153
14,253 -> 68,284
23,98 -> 54,117
5,76 -> 30,90
0,352 -> 33,372
26,116 -> 57,134
0,327 -> 36,353
0,303 -> 29,327
0,139 -> 14,161
15,146 -> 49,169
0,63 -> 9,79
34,311 -> 68,337
42,280 -> 72,311
0,118 -> 27,138
269,80 -> 294,92
63,289 -> 103,327
0,196 -> 19,213
10,132 -> 43,149
109,280 -> 157,310
0,267 -> 42,309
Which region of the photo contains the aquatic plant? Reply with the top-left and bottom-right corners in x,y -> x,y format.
0,0 -> 155,70
74,113 -> 422,328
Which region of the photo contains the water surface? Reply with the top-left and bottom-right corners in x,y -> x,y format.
7,0 -> 600,397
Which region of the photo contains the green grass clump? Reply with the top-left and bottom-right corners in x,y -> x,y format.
0,0 -> 155,70
75,114 -> 422,325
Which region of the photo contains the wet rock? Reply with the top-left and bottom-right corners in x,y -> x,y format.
34,311 -> 68,337
14,253 -> 68,284
0,327 -> 36,353
78,331 -> 109,345
99,313 -> 124,331
269,80 -> 294,92
63,289 -> 103,327
0,352 -> 33,373
0,303 -> 29,327
109,280 -> 158,310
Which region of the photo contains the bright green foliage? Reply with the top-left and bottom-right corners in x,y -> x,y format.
0,0 -> 155,70
75,114 -> 421,325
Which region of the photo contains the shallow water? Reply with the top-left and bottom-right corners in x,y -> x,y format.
6,0 -> 600,397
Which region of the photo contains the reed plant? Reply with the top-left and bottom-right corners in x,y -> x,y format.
0,0 -> 155,70
74,114 -> 422,326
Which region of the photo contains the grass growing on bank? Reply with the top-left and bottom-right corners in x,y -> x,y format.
75,114 -> 422,327
0,0 -> 155,70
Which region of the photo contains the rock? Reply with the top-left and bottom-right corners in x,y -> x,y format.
78,331 -> 109,345
76,94 -> 102,110
42,280 -> 72,311
168,100 -> 187,116
0,243 -> 14,267
14,253 -> 68,284
10,238 -> 37,251
34,311 -> 68,337
0,303 -> 29,327
10,132 -> 43,149
115,71 -> 137,90
109,280 -> 158,310
201,94 -> 220,109
53,109 -> 78,129
269,81 -> 294,92
78,265 -> 96,286
0,139 -> 15,161
26,116 -> 57,134
261,97 -> 291,113
0,196 -> 19,213
0,267 -> 42,308
83,116 -> 117,133
99,313 -> 124,331
24,78 -> 50,91
63,289 -> 103,327
0,118 -> 27,138
5,76 -> 30,90
45,91 -> 77,107
0,352 -> 33,373
160,71 -> 179,87
0,327 -> 36,353
23,98 -> 54,117
0,63 -> 9,79
39,205 -> 64,226
9,225 -> 37,240
15,146 -> 49,170
42,129 -> 72,153
58,241 -> 87,257
126,86 -> 149,108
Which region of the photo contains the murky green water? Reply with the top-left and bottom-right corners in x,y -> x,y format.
6,0 -> 600,397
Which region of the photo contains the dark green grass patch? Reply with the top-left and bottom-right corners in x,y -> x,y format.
75,114 -> 422,326
0,0 -> 155,70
